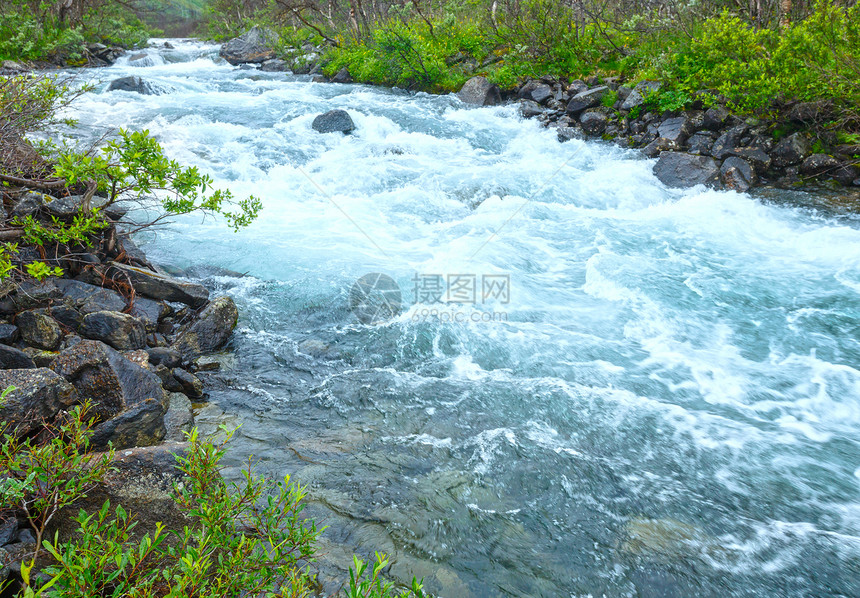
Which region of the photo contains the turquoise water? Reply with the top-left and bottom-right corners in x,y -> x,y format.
68,40 -> 860,597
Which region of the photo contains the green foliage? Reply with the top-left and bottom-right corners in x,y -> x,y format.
13,212 -> 109,247
24,260 -> 63,280
0,11 -> 86,62
1,411 -> 427,598
601,89 -> 619,108
0,243 -> 17,278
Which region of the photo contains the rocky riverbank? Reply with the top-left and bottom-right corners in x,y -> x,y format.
0,187 -> 239,584
217,26 -> 860,195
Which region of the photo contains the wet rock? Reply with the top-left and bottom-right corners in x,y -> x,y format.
193,355 -> 221,371
128,52 -> 148,63
710,125 -> 748,160
219,26 -> 278,65
174,296 -> 238,360
116,236 -> 149,266
312,109 -> 356,134
580,110 -> 608,136
0,344 -> 36,369
16,309 -> 62,351
620,81 -> 660,111
331,66 -> 353,83
164,392 -> 193,440
457,76 -> 501,106
51,340 -> 166,448
721,156 -> 756,192
643,137 -> 680,158
172,368 -> 204,399
260,58 -> 288,72
41,190 -> 105,218
50,443 -> 189,544
800,153 -> 841,176
556,126 -> 582,143
108,76 -> 155,95
0,517 -> 17,545
0,368 -> 78,435
80,311 -> 147,350
566,86 -> 608,115
772,132 -> 811,168
686,132 -> 715,156
518,100 -> 544,119
107,262 -> 209,308
56,279 -> 126,314
702,105 -> 730,130
832,164 -> 860,186
730,147 -> 772,173
657,116 -> 693,145
128,297 -> 168,332
0,323 -> 18,344
7,280 -> 62,312
525,83 -> 553,104
146,347 -> 182,369
653,152 -> 720,189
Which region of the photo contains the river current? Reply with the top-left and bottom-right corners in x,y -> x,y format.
64,39 -> 860,597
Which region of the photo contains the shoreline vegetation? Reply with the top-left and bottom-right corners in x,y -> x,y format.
0,0 -> 858,595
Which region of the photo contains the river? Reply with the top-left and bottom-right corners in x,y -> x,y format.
64,39 -> 860,597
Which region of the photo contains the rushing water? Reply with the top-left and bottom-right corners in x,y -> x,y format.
63,39 -> 860,597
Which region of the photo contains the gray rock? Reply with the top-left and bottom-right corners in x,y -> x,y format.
0,368 -> 78,435
620,81 -> 660,111
686,132 -> 715,156
6,280 -> 62,312
174,296 -> 238,360
312,109 -> 356,134
10,191 -> 48,218
331,66 -> 353,83
519,100 -> 545,119
556,126 -> 582,143
657,117 -> 693,144
710,125 -> 749,160
643,137 -> 680,158
0,323 -> 18,344
653,152 -> 720,189
48,304 -> 83,330
128,297 -> 168,332
721,157 -> 757,192
832,164 -> 860,186
108,76 -> 155,95
566,86 -> 609,115
0,517 -> 17,545
580,111 -> 608,136
56,279 -> 127,314
787,101 -> 833,124
800,153 -> 841,176
260,58 -> 288,72
529,83 -> 553,104
116,236 -> 149,266
42,194 -> 110,219
457,76 -> 501,106
0,344 -> 36,369
107,262 -> 209,308
164,392 -> 193,440
219,26 -> 278,65
51,340 -> 166,449
80,311 -> 147,350
146,347 -> 181,369
16,309 -> 62,350
730,147 -> 772,172
702,106 -> 730,130
172,368 -> 204,400
128,52 -> 148,63
772,132 -> 811,168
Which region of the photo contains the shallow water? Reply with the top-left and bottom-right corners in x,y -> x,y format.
66,39 -> 860,597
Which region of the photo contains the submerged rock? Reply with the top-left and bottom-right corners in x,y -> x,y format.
312,109 -> 356,134
108,76 -> 156,95
457,76 -> 501,106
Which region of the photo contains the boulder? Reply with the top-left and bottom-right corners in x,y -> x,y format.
331,66 -> 353,83
643,138 -> 680,158
6,280 -> 62,313
164,392 -> 193,440
172,368 -> 204,400
710,125 -> 748,160
730,147 -> 772,173
16,309 -> 62,351
686,132 -> 715,156
799,153 -> 841,176
580,111 -> 608,136
721,157 -> 757,192
174,296 -> 238,360
772,132 -> 811,168
56,279 -> 126,314
108,76 -> 155,95
128,297 -> 169,332
566,86 -> 609,115
0,344 -> 36,369
518,100 -> 544,119
311,109 -> 356,134
457,76 -> 501,106
702,106 -> 730,131
0,368 -> 78,435
107,262 -> 209,308
146,347 -> 182,369
260,58 -> 288,72
80,311 -> 147,350
832,164 -> 860,186
51,340 -> 166,449
219,26 -> 278,65
0,323 -> 19,344
653,152 -> 720,189
620,81 -> 660,111
657,116 -> 693,145
50,443 -> 189,544
10,191 -> 48,218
